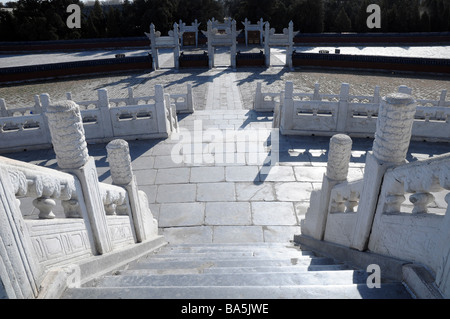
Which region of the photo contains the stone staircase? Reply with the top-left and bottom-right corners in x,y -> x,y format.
61,242 -> 412,299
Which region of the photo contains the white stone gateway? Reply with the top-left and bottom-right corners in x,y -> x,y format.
264,21 -> 294,69
145,23 -> 181,70
202,19 -> 241,69
242,18 -> 265,46
179,19 -> 201,47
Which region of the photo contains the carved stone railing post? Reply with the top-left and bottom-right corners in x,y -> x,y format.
351,93 -> 416,251
37,93 -> 53,145
149,23 -> 159,70
336,83 -> 350,132
254,81 -> 263,110
97,88 -> 114,139
0,98 -> 7,117
164,93 -> 178,133
438,90 -> 447,107
280,81 -> 294,134
313,83 -> 321,100
186,83 -> 194,113
106,139 -> 157,242
45,100 -> 112,255
155,84 -> 171,137
301,134 -> 353,240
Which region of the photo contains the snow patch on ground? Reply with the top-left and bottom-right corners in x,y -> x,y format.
294,46 -> 450,59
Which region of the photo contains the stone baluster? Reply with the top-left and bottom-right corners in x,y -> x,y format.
33,197 -> 56,219
106,139 -> 154,242
351,92 -> 417,251
330,193 -> 346,214
409,192 -> 435,214
346,190 -> 360,213
45,99 -> 112,255
62,199 -> 81,218
301,134 -> 353,240
382,173 -> 406,214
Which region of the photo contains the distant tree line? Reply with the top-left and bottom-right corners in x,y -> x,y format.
1,0 -> 449,41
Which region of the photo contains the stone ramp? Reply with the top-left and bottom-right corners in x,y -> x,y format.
61,242 -> 412,299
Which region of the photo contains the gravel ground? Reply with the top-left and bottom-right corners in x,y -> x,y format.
235,67 -> 450,109
1,47 -> 449,110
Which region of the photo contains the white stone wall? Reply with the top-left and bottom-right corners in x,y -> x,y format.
266,81 -> 450,142
0,84 -> 194,153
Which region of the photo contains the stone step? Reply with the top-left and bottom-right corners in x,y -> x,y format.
118,264 -> 352,275
142,251 -> 314,260
161,242 -> 301,250
90,270 -> 369,288
203,264 -> 352,274
62,283 -> 412,299
156,245 -> 309,255
128,257 -> 337,270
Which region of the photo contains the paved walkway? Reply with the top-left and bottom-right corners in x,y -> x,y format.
205,71 -> 243,110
